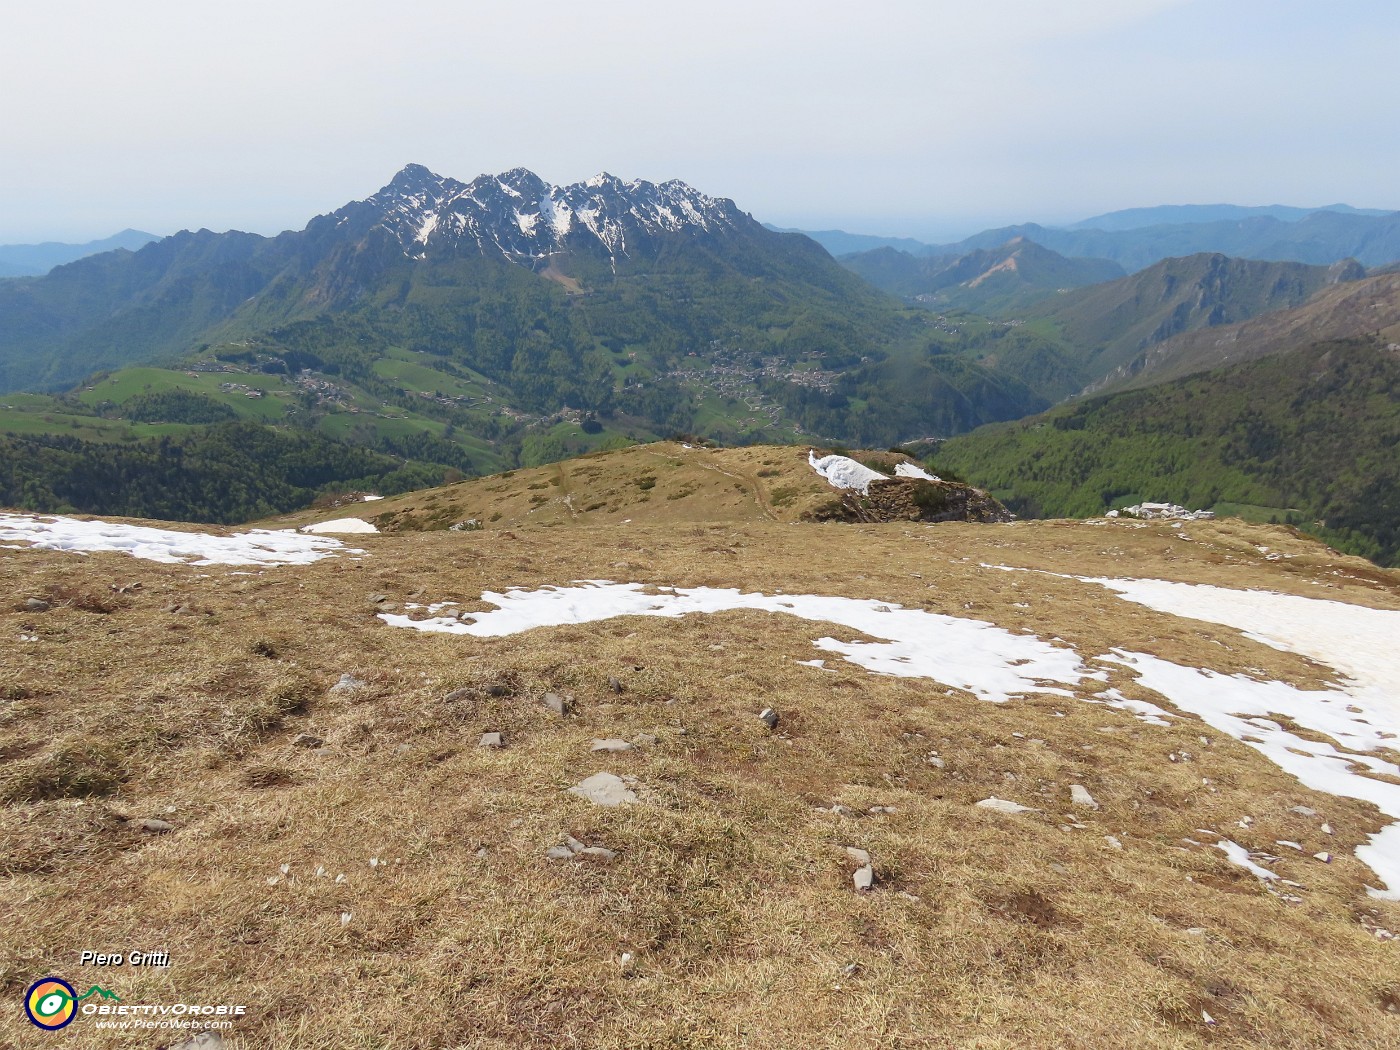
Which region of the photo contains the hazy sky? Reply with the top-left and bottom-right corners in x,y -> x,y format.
2,0 -> 1396,243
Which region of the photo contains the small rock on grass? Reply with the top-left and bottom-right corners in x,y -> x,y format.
542,692 -> 569,716
545,845 -> 574,861
479,732 -> 505,749
328,674 -> 366,696
853,865 -> 875,892
591,738 -> 633,753
292,733 -> 324,749
1070,784 -> 1100,811
975,797 -> 1039,815
759,708 -> 780,729
23,598 -> 50,612
163,1032 -> 224,1050
567,772 -> 638,806
138,818 -> 175,833
607,676 -> 625,694
845,847 -> 871,866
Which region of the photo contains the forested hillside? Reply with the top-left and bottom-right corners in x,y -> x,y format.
936,338 -> 1400,565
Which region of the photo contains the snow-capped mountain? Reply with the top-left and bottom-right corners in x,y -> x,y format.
327,164 -> 745,262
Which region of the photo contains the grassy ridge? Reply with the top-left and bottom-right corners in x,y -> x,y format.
936,338 -> 1400,565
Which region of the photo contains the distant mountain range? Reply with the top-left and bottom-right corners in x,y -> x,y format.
0,229 -> 158,278
1063,203 -> 1393,232
840,238 -> 1126,314
1025,253 -> 1369,389
788,202 -> 1400,273
0,164 -> 1051,469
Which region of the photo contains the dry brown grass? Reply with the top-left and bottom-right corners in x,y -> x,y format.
2,500 -> 1400,1048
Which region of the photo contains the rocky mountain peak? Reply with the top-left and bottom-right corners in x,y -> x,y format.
338,164 -> 743,264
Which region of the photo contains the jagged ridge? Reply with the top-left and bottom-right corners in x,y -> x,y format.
331,164 -> 742,262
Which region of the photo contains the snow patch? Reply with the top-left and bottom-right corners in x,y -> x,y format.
300,518 -> 379,535
1215,838 -> 1279,881
0,513 -> 353,566
808,451 -> 888,494
380,580 -> 1089,704
894,462 -> 940,482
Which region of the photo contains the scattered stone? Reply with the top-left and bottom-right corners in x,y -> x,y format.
475,847 -> 488,860
975,797 -> 1038,815
868,805 -> 897,815
897,891 -> 921,902
831,804 -> 856,818
485,683 -> 511,697
444,687 -> 474,703
840,962 -> 860,977
1313,852 -> 1332,863
845,847 -> 871,866
926,755 -> 946,770
634,733 -> 658,746
22,597 -> 50,612
542,692 -> 569,716
328,674 -> 366,696
853,865 -> 875,892
545,846 -> 574,861
1070,784 -> 1100,811
565,837 -> 587,854
1321,823 -> 1334,835
479,732 -> 505,749
1104,835 -> 1124,850
607,676 -> 625,694
591,738 -> 633,753
567,772 -> 638,806
578,846 -> 617,861
368,593 -> 388,605
1291,805 -> 1318,817
1049,862 -> 1070,875
138,818 -> 174,833
162,1031 -> 224,1050
292,733 -> 324,749
758,708 -> 780,729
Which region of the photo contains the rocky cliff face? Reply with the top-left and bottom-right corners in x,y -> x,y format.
804,477 -> 1012,524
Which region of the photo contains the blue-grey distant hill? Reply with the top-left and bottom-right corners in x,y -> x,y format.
784,205 -> 1400,272
939,212 -> 1400,270
0,229 -> 159,278
761,225 -> 933,257
1066,203 -> 1393,232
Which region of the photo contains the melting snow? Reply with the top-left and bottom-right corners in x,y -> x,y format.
0,512 -> 353,566
1215,839 -> 1279,881
299,518 -> 379,535
1068,573 -> 1400,899
894,462 -> 940,482
381,569 -> 1400,898
380,580 -> 1088,704
808,451 -> 888,494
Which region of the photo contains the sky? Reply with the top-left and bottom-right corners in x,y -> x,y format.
2,0 -> 1397,244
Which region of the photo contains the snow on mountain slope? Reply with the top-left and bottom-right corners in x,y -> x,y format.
345,164 -> 742,262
